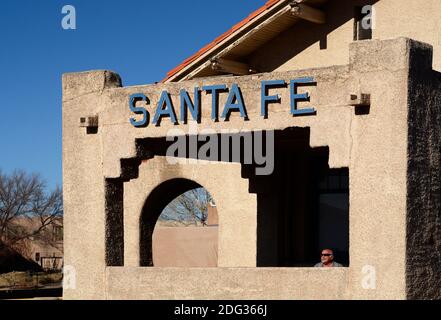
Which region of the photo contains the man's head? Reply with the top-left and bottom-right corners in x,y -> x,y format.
320,249 -> 334,265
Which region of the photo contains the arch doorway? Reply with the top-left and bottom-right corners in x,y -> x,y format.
140,178 -> 218,267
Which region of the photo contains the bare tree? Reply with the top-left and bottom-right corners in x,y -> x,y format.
159,188 -> 213,226
0,170 -> 63,255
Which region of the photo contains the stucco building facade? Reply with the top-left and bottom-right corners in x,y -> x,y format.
63,0 -> 441,299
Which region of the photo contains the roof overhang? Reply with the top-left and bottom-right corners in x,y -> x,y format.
163,0 -> 328,83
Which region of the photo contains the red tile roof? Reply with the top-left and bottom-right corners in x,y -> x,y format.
162,0 -> 284,82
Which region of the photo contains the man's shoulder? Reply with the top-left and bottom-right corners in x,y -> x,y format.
314,263 -> 323,267
314,262 -> 344,267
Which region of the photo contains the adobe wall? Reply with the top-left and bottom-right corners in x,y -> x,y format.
152,226 -> 219,267
62,38 -> 437,299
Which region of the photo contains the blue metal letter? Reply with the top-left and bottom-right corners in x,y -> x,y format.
202,84 -> 228,121
290,77 -> 316,116
129,93 -> 149,127
221,84 -> 247,120
152,90 -> 178,125
180,87 -> 200,123
261,80 -> 286,118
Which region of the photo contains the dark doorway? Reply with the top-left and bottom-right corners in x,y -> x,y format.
254,128 -> 349,267
315,168 -> 350,265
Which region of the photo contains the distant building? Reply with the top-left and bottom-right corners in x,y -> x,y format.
0,241 -> 41,274
7,217 -> 63,272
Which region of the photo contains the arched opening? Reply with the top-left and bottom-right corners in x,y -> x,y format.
139,178 -> 218,267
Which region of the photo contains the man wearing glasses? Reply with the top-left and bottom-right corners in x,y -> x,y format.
314,249 -> 343,267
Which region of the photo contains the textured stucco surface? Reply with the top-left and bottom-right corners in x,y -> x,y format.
105,267 -> 348,300
63,38 -> 440,299
405,42 -> 441,299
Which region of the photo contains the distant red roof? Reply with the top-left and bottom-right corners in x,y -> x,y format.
162,0 -> 284,82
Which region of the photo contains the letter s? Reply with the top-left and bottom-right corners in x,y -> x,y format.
129,93 -> 150,127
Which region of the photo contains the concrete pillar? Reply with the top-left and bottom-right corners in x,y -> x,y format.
62,70 -> 122,299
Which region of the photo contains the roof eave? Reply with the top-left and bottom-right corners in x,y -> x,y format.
162,0 -> 298,83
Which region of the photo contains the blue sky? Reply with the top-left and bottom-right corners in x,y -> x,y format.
0,0 -> 267,190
